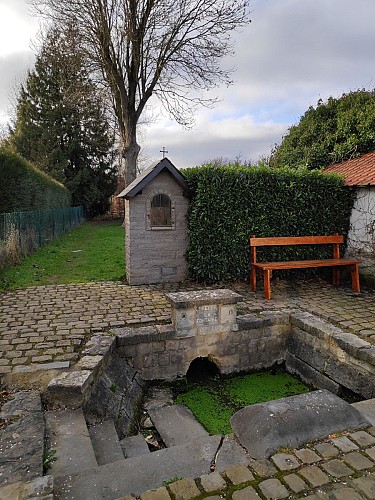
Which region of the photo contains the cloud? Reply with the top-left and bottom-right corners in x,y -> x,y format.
0,0 -> 374,168
0,3 -> 39,56
141,112 -> 287,168
0,51 -> 35,120
141,0 -> 375,167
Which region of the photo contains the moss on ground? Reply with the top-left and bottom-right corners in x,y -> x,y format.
175,371 -> 309,435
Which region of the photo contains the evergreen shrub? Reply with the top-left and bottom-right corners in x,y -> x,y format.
182,165 -> 353,282
0,146 -> 71,212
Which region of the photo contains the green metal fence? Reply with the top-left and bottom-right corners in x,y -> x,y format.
0,206 -> 85,249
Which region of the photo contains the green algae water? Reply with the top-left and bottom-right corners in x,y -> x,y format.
175,371 -> 309,435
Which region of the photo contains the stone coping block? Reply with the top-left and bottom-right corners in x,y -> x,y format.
237,310 -> 292,330
76,355 -> 105,372
81,335 -> 116,357
47,370 -> 94,407
115,325 -> 175,347
230,389 -> 370,459
290,310 -> 375,359
165,289 -> 242,308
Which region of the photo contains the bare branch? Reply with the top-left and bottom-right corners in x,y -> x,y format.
28,0 -> 251,184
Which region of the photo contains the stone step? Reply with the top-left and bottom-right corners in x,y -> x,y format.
54,435 -> 222,499
45,409 -> 97,477
352,398 -> 375,426
148,404 -> 209,447
88,420 -> 125,465
120,434 -> 151,458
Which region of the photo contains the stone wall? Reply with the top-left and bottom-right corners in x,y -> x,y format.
115,312 -> 289,380
125,171 -> 189,285
115,290 -> 287,379
114,309 -> 375,400
287,311 -> 375,399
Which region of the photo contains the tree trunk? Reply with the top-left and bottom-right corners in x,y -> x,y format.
121,132 -> 140,186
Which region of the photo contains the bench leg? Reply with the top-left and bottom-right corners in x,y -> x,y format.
351,264 -> 360,293
263,270 -> 271,300
250,266 -> 256,292
332,268 -> 340,285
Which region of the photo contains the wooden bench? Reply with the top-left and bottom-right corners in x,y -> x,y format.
250,234 -> 360,300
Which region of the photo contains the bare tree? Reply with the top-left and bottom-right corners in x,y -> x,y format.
29,0 -> 251,185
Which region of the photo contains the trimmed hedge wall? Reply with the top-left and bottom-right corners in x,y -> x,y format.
0,146 -> 71,213
182,165 -> 353,283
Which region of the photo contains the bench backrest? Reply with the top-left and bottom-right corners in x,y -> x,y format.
250,234 -> 344,263
250,235 -> 344,247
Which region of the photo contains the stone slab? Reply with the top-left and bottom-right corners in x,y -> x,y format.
89,420 -> 124,465
352,398 -> 375,426
45,409 -> 97,477
0,475 -> 54,500
165,289 -> 242,308
230,390 -> 369,459
0,391 -> 45,485
215,434 -> 251,472
148,404 -> 209,447
120,434 -> 150,458
54,435 -> 222,499
285,352 -> 340,394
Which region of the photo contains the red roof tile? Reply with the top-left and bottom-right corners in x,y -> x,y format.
323,152 -> 375,186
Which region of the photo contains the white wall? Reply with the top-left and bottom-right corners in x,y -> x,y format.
347,186 -> 375,255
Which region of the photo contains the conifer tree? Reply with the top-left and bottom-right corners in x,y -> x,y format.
10,25 -> 117,217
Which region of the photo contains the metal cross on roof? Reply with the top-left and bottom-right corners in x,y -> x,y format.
160,147 -> 168,158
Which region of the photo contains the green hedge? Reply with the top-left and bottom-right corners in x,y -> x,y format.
182,165 -> 353,282
0,146 -> 71,213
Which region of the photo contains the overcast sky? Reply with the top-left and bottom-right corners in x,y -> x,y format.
0,0 -> 374,168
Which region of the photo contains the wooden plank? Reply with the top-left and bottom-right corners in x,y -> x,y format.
253,259 -> 360,270
249,235 -> 344,247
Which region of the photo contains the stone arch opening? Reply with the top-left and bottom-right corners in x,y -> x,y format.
186,356 -> 220,382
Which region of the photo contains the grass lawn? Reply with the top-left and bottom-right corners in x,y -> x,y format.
0,221 -> 125,290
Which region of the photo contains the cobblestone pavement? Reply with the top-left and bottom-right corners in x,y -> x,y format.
130,427 -> 375,499
0,279 -> 375,376
0,281 -> 175,376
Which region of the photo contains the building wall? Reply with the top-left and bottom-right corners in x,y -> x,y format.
347,187 -> 375,255
345,186 -> 375,284
125,171 -> 189,284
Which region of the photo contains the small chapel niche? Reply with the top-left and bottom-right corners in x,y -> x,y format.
118,158 -> 190,285
147,192 -> 175,230
150,193 -> 172,227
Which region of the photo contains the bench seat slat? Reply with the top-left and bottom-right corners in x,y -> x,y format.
253,259 -> 359,271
